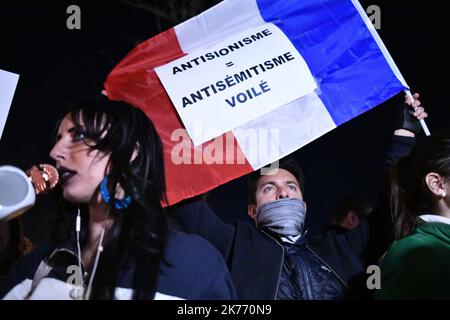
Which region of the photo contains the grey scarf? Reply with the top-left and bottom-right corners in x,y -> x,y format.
255,198 -> 306,237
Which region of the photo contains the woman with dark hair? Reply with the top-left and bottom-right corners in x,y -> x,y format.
2,96 -> 235,300
375,131 -> 450,299
0,218 -> 33,293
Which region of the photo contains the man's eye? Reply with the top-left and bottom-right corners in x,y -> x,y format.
288,185 -> 297,191
263,186 -> 274,192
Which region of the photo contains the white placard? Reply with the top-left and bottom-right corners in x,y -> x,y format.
155,23 -> 317,146
0,69 -> 19,140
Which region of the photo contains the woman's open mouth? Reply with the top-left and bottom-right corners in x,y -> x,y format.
58,167 -> 77,186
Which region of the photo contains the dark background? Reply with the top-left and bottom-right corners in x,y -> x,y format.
0,0 -> 448,244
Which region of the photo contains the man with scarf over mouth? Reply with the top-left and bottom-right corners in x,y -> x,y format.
245,160 -> 352,299
170,159 -> 359,299
170,94 -> 428,299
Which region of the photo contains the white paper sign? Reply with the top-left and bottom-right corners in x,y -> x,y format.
155,23 -> 317,146
0,69 -> 19,141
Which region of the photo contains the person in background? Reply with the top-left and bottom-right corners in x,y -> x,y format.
331,197 -> 372,231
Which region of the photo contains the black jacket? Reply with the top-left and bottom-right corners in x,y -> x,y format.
277,236 -> 346,300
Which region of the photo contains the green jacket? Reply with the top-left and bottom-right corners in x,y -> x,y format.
375,222 -> 450,299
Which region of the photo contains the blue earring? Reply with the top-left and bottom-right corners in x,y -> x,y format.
100,176 -> 132,210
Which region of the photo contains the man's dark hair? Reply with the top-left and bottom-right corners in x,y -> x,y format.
247,157 -> 305,205
332,197 -> 371,224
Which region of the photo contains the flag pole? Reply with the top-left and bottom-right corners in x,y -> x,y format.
404,90 -> 431,136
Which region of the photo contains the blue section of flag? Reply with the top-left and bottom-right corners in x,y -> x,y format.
256,0 -> 407,125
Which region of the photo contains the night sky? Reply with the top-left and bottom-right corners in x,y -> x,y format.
0,0 -> 448,244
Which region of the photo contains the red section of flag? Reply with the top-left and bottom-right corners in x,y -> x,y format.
104,28 -> 253,205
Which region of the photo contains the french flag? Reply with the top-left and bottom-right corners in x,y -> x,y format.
104,0 -> 408,205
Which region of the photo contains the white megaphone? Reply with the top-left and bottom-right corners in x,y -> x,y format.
0,164 -> 59,221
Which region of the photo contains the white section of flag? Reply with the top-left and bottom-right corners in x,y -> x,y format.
0,69 -> 19,141
233,91 -> 336,169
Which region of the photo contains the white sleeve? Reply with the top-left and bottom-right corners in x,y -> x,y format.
2,279 -> 32,300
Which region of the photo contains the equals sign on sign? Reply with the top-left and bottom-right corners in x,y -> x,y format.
225,62 -> 234,67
